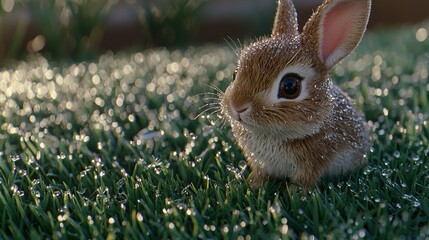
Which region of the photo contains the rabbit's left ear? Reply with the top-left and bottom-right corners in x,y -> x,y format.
302,0 -> 371,69
272,0 -> 299,37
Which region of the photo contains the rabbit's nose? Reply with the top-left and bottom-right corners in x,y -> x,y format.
231,105 -> 250,122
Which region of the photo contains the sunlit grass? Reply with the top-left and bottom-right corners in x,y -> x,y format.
0,23 -> 429,239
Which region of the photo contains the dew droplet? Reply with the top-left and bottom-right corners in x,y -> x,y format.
393,151 -> 401,158
381,169 -> 393,177
413,200 -> 421,207
238,160 -> 247,170
136,212 -> 144,222
18,169 -> 27,177
10,155 -> 21,162
33,190 -> 41,198
10,184 -> 18,193
135,128 -> 161,141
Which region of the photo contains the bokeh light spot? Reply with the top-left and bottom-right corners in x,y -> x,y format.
416,28 -> 427,42
1,0 -> 14,12
27,35 -> 46,53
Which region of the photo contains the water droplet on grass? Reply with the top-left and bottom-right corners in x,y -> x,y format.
135,128 -> 161,141
33,190 -> 41,198
32,179 -> 41,185
413,200 -> 421,207
393,151 -> 401,158
202,125 -> 214,137
238,160 -> 247,170
363,166 -> 372,175
10,155 -> 20,162
18,169 -> 27,176
136,212 -> 144,222
10,184 -> 18,193
57,153 -> 66,160
381,169 -> 393,177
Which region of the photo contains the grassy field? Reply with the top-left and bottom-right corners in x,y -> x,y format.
0,23 -> 428,239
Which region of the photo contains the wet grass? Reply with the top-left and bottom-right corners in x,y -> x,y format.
0,23 -> 429,239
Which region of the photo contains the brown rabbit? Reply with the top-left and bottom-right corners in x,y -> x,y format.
220,0 -> 371,189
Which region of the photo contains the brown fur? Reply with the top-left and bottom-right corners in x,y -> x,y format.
272,0 -> 299,37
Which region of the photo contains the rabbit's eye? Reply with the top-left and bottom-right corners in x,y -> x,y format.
278,73 -> 303,99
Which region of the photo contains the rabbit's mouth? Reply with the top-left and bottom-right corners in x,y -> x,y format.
229,103 -> 251,122
227,106 -> 325,140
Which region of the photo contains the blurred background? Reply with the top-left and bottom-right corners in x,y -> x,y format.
0,0 -> 429,62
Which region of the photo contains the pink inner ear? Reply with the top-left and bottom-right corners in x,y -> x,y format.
321,2 -> 359,62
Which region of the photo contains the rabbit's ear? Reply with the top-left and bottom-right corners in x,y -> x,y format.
302,0 -> 371,68
272,0 -> 299,37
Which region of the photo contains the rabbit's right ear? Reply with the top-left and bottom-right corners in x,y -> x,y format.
302,0 -> 371,69
272,0 -> 299,37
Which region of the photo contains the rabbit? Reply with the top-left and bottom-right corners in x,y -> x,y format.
220,0 -> 371,189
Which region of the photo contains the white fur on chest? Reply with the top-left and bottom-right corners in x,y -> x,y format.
235,130 -> 299,179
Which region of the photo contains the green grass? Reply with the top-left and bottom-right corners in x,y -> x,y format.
0,0 -> 203,61
0,23 -> 428,239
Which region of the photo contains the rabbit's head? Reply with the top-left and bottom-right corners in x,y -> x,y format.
221,0 -> 371,140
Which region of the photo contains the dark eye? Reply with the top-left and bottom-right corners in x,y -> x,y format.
232,69 -> 237,81
278,73 -> 303,99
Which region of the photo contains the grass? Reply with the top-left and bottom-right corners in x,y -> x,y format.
0,0 -> 203,61
0,22 -> 428,239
